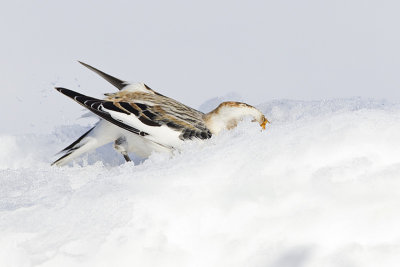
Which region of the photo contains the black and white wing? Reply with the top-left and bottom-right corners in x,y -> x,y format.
78,61 -> 164,96
55,88 -> 212,147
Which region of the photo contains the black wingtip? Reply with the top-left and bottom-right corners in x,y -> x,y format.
55,87 -> 80,98
77,61 -> 127,91
51,152 -> 72,166
54,87 -> 100,107
54,87 -> 70,95
77,61 -> 93,70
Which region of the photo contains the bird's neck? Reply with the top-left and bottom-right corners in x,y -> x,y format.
203,102 -> 261,134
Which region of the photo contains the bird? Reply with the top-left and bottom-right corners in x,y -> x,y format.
52,62 -> 269,166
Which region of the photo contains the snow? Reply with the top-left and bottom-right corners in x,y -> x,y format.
1,98 -> 400,267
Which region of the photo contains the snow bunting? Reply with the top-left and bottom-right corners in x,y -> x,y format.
52,62 -> 269,166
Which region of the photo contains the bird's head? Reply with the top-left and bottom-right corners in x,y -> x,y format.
203,101 -> 270,134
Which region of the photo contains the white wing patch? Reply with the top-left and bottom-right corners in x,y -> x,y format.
122,82 -> 153,93
104,108 -> 184,148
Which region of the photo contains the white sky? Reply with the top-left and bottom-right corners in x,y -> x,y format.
1,0 -> 399,133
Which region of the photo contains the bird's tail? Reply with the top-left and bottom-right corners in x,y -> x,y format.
52,120 -> 118,166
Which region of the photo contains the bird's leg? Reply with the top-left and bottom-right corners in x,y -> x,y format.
122,152 -> 132,162
114,136 -> 132,163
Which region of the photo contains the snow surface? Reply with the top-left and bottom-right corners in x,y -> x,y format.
1,98 -> 400,267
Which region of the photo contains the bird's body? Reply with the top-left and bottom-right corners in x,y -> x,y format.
52,62 -> 269,166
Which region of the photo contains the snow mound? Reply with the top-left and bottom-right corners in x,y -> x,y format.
1,98 -> 400,267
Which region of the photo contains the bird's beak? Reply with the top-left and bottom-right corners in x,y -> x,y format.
260,118 -> 270,130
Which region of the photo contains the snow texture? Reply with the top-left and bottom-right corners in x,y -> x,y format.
1,98 -> 400,267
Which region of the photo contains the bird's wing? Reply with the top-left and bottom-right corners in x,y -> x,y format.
130,96 -> 213,140
78,61 -> 164,96
55,88 -> 212,144
78,61 -> 128,90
